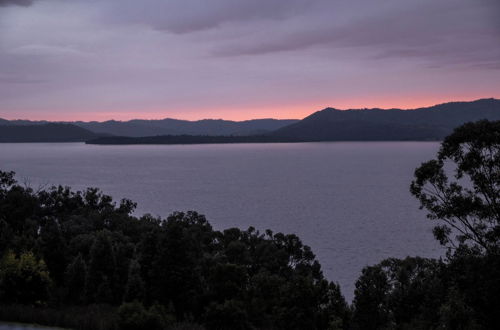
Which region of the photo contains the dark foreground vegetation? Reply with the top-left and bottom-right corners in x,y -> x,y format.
1,120 -> 499,329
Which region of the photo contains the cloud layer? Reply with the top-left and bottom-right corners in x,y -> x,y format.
0,0 -> 34,7
1,0 -> 499,120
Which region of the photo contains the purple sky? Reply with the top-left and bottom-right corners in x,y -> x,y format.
1,0 -> 499,121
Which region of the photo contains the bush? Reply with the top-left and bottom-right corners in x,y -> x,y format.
117,301 -> 174,330
0,251 -> 51,304
204,300 -> 250,330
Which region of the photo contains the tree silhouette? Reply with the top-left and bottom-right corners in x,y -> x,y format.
411,120 -> 500,255
64,254 -> 87,304
85,230 -> 117,303
124,259 -> 145,302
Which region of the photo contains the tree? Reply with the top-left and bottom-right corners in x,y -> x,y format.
124,259 -> 145,302
0,170 -> 16,199
85,230 -> 117,303
352,257 -> 445,330
204,300 -> 251,330
39,217 -> 67,285
208,263 -> 247,302
64,254 -> 87,304
0,171 -> 38,251
320,282 -> 351,330
0,251 -> 52,304
0,170 -> 352,329
410,120 -> 500,255
351,264 -> 390,330
117,301 -> 166,330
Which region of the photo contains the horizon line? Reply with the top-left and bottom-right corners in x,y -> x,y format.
1,97 -> 497,123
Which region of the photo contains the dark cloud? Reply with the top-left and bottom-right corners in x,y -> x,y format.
102,0 -> 310,34
0,0 -> 499,119
0,74 -> 46,84
213,0 -> 500,69
0,0 -> 34,7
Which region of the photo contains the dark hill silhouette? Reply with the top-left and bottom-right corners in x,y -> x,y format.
74,118 -> 299,137
0,119 -> 49,126
0,123 -> 98,142
3,99 -> 500,143
271,98 -> 500,141
0,118 -> 299,137
86,134 -> 302,145
87,98 -> 500,144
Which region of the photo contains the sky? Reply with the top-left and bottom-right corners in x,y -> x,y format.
0,0 -> 499,121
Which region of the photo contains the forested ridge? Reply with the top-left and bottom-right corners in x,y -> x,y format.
0,123 -> 98,142
0,173 -> 349,329
1,120 -> 499,330
2,99 -> 499,144
87,99 -> 500,144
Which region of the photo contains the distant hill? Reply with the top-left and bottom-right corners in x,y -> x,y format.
3,99 -> 500,143
87,98 -> 500,144
0,118 -> 299,137
74,118 -> 299,137
0,119 -> 49,126
86,135 -> 302,145
271,98 -> 500,141
0,123 -> 98,142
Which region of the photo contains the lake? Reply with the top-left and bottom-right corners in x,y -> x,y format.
0,142 -> 444,300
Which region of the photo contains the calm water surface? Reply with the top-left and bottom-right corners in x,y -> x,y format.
0,142 -> 444,300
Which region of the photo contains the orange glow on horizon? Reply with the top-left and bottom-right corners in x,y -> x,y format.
2,95 -> 497,122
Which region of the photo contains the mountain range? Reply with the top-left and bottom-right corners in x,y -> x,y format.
0,118 -> 298,138
271,98 -> 500,141
0,123 -> 98,142
1,98 -> 499,143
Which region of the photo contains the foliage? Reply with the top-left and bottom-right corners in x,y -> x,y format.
0,304 -> 119,330
2,119 -> 499,329
410,120 -> 500,254
0,169 -> 348,329
0,251 -> 52,304
352,257 -> 445,330
352,120 -> 500,329
351,253 -> 500,330
117,301 -> 172,330
123,259 -> 145,302
64,254 -> 87,304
